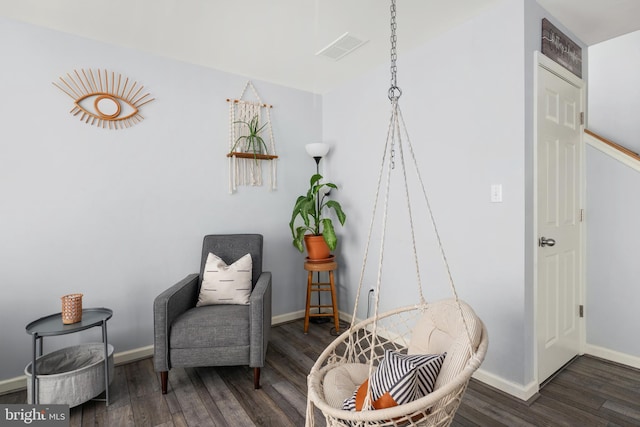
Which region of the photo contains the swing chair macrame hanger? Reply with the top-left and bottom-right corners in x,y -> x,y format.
346,0 -> 476,377
305,2 -> 488,424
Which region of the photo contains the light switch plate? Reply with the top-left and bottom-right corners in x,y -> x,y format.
491,184 -> 503,203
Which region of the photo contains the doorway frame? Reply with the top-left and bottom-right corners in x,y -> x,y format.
532,50 -> 587,388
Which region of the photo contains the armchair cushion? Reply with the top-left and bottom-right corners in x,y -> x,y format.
196,253 -> 252,306
170,304 -> 250,348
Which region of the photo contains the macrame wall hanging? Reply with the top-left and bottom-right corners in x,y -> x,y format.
226,81 -> 278,193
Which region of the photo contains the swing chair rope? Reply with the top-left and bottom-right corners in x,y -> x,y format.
355,99 -> 477,358
346,95 -> 401,373
396,106 -> 476,351
348,0 -> 403,336
359,96 -> 436,411
347,99 -> 394,329
394,101 -> 426,307
347,0 -> 474,372
361,101 -> 398,410
305,1 -> 487,424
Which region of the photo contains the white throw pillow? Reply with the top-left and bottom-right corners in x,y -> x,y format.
196,253 -> 252,306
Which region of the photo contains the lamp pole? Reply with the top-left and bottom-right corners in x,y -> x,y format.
306,143 -> 331,324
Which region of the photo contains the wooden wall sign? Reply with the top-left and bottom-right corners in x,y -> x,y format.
541,18 -> 582,78
53,69 -> 155,129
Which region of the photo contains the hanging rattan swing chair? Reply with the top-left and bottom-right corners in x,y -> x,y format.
305,2 -> 488,426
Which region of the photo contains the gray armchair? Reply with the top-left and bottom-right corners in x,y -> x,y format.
153,234 -> 272,393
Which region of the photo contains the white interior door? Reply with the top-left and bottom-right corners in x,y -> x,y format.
536,56 -> 584,384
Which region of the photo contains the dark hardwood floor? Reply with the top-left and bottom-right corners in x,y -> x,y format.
2,319 -> 640,426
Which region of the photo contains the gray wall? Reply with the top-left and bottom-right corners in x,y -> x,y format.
586,30 -> 640,358
0,18 -> 322,381
589,30 -> 640,151
585,146 -> 640,357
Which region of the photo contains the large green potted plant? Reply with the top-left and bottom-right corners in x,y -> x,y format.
290,173 -> 346,259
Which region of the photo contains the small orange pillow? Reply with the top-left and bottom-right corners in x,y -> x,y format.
354,379 -> 400,410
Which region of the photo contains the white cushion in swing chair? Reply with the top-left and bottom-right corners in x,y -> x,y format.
322,363 -> 371,409
407,299 -> 483,391
321,299 -> 482,414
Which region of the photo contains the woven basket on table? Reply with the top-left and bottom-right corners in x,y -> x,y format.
61,293 -> 83,324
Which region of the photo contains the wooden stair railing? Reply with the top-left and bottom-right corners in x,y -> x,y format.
584,129 -> 640,172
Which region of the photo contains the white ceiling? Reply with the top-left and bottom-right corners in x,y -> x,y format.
2,0 -> 640,94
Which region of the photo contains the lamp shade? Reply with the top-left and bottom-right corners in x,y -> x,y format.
305,142 -> 330,158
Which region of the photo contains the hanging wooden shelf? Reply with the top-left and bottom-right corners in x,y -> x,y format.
226,152 -> 278,160
226,81 -> 278,193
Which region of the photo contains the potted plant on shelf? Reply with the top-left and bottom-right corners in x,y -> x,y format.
229,115 -> 269,160
290,173 -> 347,260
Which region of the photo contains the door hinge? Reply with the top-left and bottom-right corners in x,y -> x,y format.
579,208 -> 585,222
579,305 -> 584,318
580,112 -> 584,125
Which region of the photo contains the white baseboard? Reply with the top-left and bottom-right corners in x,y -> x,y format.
472,368 -> 538,402
585,344 -> 640,370
272,310 -> 306,325
471,347 -> 640,402
114,345 -> 154,365
272,309 -> 353,326
0,376 -> 26,396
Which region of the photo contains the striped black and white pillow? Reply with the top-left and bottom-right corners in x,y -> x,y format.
392,351 -> 447,398
196,253 -> 252,306
342,349 -> 446,411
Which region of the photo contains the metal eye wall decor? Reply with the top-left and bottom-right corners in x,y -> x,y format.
53,69 -> 155,129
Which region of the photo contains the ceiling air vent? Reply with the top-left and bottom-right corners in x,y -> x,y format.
316,32 -> 368,61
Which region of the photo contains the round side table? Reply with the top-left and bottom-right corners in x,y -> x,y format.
25,307 -> 113,406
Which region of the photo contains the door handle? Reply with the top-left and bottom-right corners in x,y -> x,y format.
538,237 -> 556,247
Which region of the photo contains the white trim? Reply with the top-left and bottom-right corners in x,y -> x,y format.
472,368 -> 539,402
0,376 -> 26,396
272,310 -> 306,325
584,131 -> 640,173
114,344 -> 154,365
537,52 -> 583,88
337,309 -> 355,324
274,309 -> 354,326
585,344 -> 640,370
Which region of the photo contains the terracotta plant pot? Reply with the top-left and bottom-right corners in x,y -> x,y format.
304,235 -> 331,260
